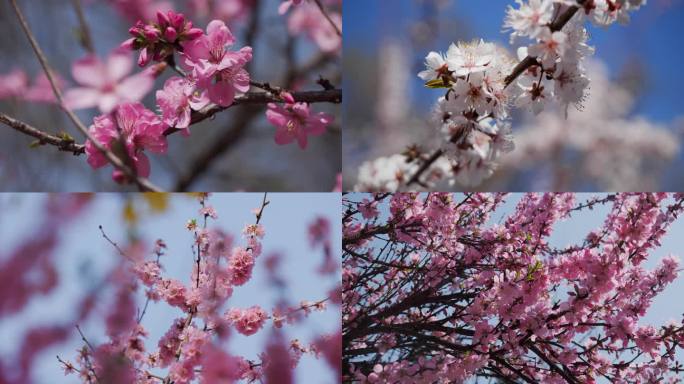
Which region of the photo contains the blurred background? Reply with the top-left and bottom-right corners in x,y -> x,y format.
343,0 -> 684,191
0,193 -> 341,383
0,0 -> 341,191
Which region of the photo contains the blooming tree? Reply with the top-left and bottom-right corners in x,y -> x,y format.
0,0 -> 341,191
0,193 -> 340,383
353,0 -> 656,191
343,192 -> 684,383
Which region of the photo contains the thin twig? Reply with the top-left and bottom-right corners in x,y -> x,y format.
313,0 -> 341,37
0,112 -> 86,154
255,192 -> 269,224
405,3 -> 583,187
9,0 -> 162,192
98,225 -> 128,258
71,0 -> 94,53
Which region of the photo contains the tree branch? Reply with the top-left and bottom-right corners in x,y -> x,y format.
0,112 -> 86,154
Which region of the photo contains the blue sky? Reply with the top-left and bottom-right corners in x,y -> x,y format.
0,193 -> 341,383
344,0 -> 684,123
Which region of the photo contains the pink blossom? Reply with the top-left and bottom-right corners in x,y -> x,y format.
181,20 -> 252,107
200,344 -> 242,383
23,73 -> 66,104
242,224 -> 265,238
199,205 -> 219,219
85,102 -> 167,183
190,0 -> 255,23
278,0 -> 303,15
156,76 -> 209,133
266,101 -> 333,149
226,306 -> 268,336
228,247 -> 254,286
288,3 -> 341,53
64,50 -> 154,113
264,334 -> 293,384
109,0 -> 173,23
0,68 -> 28,99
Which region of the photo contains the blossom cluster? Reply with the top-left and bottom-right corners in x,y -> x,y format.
54,194 -> 337,383
55,7 -> 335,183
354,0 -> 647,190
343,192 -> 684,383
501,59 -> 679,190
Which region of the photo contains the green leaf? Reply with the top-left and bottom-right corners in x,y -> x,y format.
425,78 -> 452,89
526,260 -> 543,281
57,132 -> 75,142
29,140 -> 43,148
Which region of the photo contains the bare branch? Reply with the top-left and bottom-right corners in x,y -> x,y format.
0,112 -> 85,154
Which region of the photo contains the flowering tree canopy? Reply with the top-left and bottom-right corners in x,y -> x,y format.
343,193 -> 684,383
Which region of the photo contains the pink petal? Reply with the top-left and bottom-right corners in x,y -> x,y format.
116,73 -> 155,103
106,50 -> 134,83
266,108 -> 289,127
72,55 -> 107,88
274,128 -> 294,146
98,93 -> 121,113
206,20 -> 235,46
208,81 -> 235,107
63,87 -> 102,110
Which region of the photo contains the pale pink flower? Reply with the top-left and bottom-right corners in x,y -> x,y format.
266,102 -> 333,149
278,0 -> 303,14
288,3 -> 341,53
64,50 -> 154,113
200,344 -> 242,383
24,73 -> 66,104
181,20 -> 252,107
226,306 -> 268,336
110,0 -> 173,22
85,102 -> 167,183
228,247 -> 254,286
156,76 -> 209,133
0,68 -> 28,99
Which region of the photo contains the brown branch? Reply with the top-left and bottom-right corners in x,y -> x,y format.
9,0 -> 162,192
405,3 -> 583,187
0,112 -> 86,154
174,106 -> 262,191
173,88 -> 342,131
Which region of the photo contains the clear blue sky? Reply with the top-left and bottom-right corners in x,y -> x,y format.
344,0 -> 684,123
0,193 -> 341,383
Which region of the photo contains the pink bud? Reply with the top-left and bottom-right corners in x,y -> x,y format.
281,91 -> 295,104
143,26 -> 160,40
120,37 -> 136,50
185,28 -> 204,40
138,47 -> 150,67
169,12 -> 185,30
164,27 -> 178,42
156,10 -> 170,27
